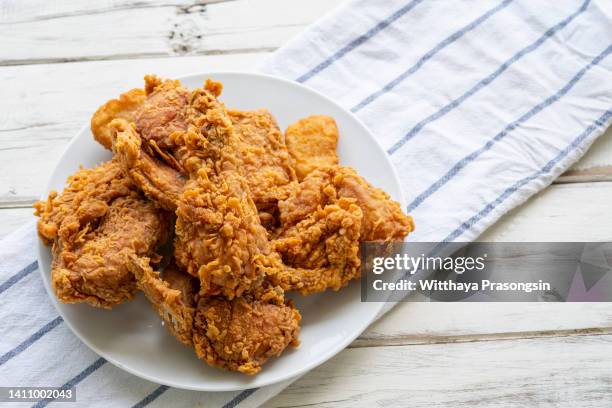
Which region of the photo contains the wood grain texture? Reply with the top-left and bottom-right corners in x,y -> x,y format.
264,334 -> 612,408
556,125 -> 612,183
359,303 -> 612,347
0,0 -> 343,65
478,181 -> 612,242
1,55 -> 612,206
0,53 -> 266,205
2,1 -> 612,406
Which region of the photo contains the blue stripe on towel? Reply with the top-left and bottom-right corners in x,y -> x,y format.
351,0 -> 513,112
387,0 -> 591,155
222,388 -> 258,408
32,358 -> 107,408
132,385 -> 170,408
439,109 -> 612,244
296,0 -> 426,83
0,316 -> 63,367
0,260 -> 37,296
406,43 -> 612,213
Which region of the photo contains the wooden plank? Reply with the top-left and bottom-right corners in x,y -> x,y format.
0,0 -> 343,65
264,334 -> 612,408
0,0 -> 232,24
478,181 -> 612,242
0,52 -> 267,205
1,54 -> 612,205
359,303 -> 612,347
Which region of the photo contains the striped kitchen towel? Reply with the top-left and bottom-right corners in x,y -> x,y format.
1,0 -> 611,406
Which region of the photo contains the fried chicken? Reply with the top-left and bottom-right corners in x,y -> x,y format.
265,166 -> 413,294
193,290 -> 301,375
111,118 -> 185,211
130,256 -> 300,374
279,165 -> 414,242
34,158 -> 170,308
91,88 -> 147,150
129,257 -> 197,346
172,87 -> 281,299
50,73 -> 417,375
285,115 -> 339,181
271,198 -> 363,294
230,109 -> 297,226
134,75 -> 191,153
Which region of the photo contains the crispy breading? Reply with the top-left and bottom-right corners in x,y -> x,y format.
271,198 -> 363,294
230,109 -> 297,219
193,292 -> 300,375
111,118 -> 185,211
129,258 -> 197,346
91,88 -> 147,150
34,158 -> 170,308
172,84 -> 281,299
135,75 -> 191,152
279,165 -> 414,242
285,115 -> 339,181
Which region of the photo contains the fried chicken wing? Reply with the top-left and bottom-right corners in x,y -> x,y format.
34,158 -> 170,308
111,118 -> 185,211
279,165 -> 414,242
129,257 -> 197,346
193,291 -> 300,375
271,198 -> 363,294
285,115 -> 339,181
230,109 -> 297,223
91,88 -> 147,150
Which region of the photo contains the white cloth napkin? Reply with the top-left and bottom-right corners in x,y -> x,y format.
1,0 -> 611,406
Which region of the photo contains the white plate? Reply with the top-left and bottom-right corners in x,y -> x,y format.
37,72 -> 404,391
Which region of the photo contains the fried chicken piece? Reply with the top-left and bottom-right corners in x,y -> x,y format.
111,118 -> 185,211
279,165 -> 414,242
34,158 -> 132,245
193,290 -> 301,375
134,75 -> 191,152
285,115 -> 339,181
129,256 -> 301,374
129,258 -> 197,346
230,109 -> 297,224
172,83 -> 282,299
91,88 -> 147,150
34,158 -> 170,308
271,198 -> 363,294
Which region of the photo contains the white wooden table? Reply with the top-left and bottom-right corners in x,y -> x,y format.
2,1 -> 612,406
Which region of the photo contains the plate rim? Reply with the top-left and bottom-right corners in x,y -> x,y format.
37,70 -> 403,391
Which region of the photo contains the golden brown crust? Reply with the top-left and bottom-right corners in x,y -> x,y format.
279,165 -> 414,242
111,119 -> 185,211
285,115 -> 339,181
193,294 -> 301,375
172,87 -> 283,300
135,75 -> 191,151
91,88 -> 147,150
229,109 -> 297,218
129,258 -> 197,346
46,74 -> 418,375
34,158 -> 170,308
271,198 -> 363,294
